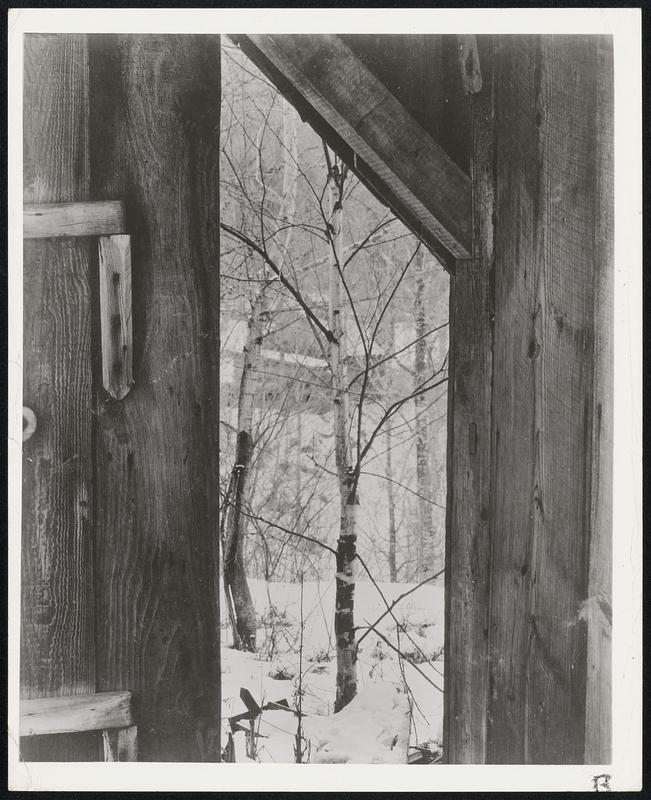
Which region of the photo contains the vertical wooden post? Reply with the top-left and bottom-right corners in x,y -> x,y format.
444,35 -> 494,764
88,35 -> 221,762
21,33 -> 98,761
584,36 -> 613,765
445,35 -> 613,763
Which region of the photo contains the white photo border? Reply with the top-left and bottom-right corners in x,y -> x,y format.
7,7 -> 642,792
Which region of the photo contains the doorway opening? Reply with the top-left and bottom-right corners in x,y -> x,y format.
219,39 -> 449,764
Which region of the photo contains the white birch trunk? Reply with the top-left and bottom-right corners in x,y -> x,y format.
327,158 -> 358,712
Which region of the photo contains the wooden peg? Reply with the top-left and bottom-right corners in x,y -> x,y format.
98,235 -> 133,400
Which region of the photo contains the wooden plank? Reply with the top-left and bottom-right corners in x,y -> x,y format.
20,691 -> 133,737
21,32 -> 98,762
103,725 -> 138,761
88,34 -> 222,762
444,36 -> 495,764
584,35 -> 613,765
246,34 -> 472,261
21,240 -> 95,697
24,201 -> 126,239
98,234 -> 133,400
24,34 -> 89,203
486,35 -> 603,763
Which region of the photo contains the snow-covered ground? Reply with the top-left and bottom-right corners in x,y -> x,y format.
221,577 -> 444,763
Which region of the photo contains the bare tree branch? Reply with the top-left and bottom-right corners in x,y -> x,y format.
355,623 -> 443,695
221,222 -> 334,343
347,323 -> 448,390
360,470 -> 446,510
356,568 -> 445,646
220,490 -> 338,557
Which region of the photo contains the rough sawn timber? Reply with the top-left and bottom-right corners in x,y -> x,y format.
88,34 -> 222,763
445,35 -> 613,764
584,36 -> 613,765
21,32 -> 99,762
23,201 -> 126,239
20,691 -> 133,737
444,35 -> 495,764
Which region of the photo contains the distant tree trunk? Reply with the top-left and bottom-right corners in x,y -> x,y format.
224,96 -> 299,648
327,155 -> 358,713
386,428 -> 398,582
223,293 -> 268,651
384,315 -> 398,582
414,250 -> 437,577
293,410 -> 303,579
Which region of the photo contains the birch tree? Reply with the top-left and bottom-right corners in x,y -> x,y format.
324,151 -> 359,710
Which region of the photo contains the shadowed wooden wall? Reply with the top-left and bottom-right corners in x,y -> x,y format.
445,35 -> 613,764
88,34 -> 221,762
21,33 -> 221,762
21,33 -> 100,761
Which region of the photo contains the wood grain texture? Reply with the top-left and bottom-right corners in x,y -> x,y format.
584,36 -> 613,765
457,36 -> 483,95
445,35 -> 611,764
248,34 -> 472,261
24,201 -> 126,239
444,36 -> 495,764
21,240 -> 95,696
20,691 -> 133,736
24,35 -> 89,204
22,33 -> 98,762
486,36 -> 605,764
103,725 -> 138,761
88,34 -> 221,762
98,235 -> 133,400
339,34 -> 471,173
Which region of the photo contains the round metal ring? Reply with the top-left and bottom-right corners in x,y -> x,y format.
23,406 -> 37,442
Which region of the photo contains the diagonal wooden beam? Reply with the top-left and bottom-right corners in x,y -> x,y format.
245,34 -> 472,263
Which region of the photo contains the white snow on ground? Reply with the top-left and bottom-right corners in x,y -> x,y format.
304,683 -> 410,764
221,577 -> 444,763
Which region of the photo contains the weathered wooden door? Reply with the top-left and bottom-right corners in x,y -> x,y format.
21,33 -> 222,762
